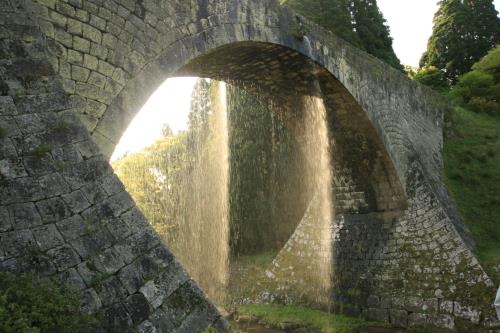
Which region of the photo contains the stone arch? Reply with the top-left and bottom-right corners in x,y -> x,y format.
0,0 -> 496,331
97,39 -> 407,213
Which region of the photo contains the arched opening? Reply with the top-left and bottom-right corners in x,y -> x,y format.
108,41 -> 407,322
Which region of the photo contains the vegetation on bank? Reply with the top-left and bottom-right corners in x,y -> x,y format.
412,43 -> 500,281
0,272 -> 96,333
443,106 -> 500,281
412,0 -> 499,278
450,47 -> 500,116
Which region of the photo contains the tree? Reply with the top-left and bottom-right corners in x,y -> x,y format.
283,0 -> 360,47
413,66 -> 448,91
420,0 -> 499,84
187,78 -> 212,155
451,46 -> 500,116
283,0 -> 403,70
350,0 -> 403,70
161,124 -> 174,137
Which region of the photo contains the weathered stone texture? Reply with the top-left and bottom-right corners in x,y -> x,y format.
0,0 -> 224,331
0,0 -> 497,332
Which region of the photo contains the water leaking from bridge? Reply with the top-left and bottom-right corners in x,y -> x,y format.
261,36 -> 334,309
112,69 -> 335,317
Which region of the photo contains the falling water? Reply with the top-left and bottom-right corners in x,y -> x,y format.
301,36 -> 334,307
296,36 -> 335,307
112,79 -> 230,306
300,93 -> 334,306
262,36 -> 334,308
263,95 -> 334,307
113,43 -> 334,316
179,80 -> 230,306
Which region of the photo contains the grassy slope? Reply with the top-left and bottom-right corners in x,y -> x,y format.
443,106 -> 500,282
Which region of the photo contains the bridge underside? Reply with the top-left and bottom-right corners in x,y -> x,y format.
0,0 -> 497,332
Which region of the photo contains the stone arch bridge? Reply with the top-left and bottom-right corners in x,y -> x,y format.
0,0 -> 497,331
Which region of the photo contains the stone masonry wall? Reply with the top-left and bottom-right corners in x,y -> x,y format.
0,0 -> 497,331
0,1 -> 226,332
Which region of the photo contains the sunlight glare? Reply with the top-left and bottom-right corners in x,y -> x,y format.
110,77 -> 198,161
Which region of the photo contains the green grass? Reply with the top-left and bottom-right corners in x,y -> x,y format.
238,304 -> 379,333
444,106 -> 500,282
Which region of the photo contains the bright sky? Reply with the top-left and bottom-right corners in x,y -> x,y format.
111,1 -> 500,161
110,77 -> 198,161
378,0 -> 500,67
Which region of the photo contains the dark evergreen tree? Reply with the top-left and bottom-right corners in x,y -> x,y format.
284,0 -> 360,47
350,0 -> 403,70
283,0 -> 403,70
420,0 -> 499,83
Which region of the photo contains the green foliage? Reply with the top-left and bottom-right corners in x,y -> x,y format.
237,304 -> 381,333
113,132 -> 189,238
413,66 -> 448,91
444,106 -> 500,282
282,0 -> 403,71
31,144 -> 51,159
350,0 -> 403,71
0,272 -> 96,333
283,0 -> 359,46
451,46 -> 500,116
420,0 -> 499,83
404,65 -> 418,78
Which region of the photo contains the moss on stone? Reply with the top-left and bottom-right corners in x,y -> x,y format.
32,144 -> 52,159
